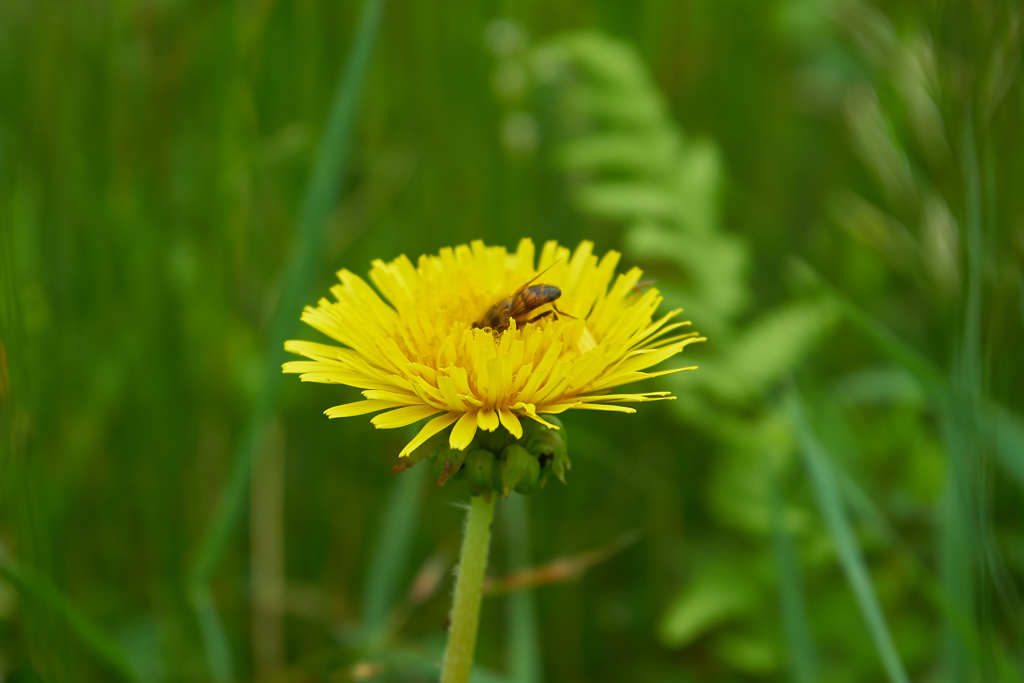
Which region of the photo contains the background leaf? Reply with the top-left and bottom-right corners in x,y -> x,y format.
2,1 -> 1022,681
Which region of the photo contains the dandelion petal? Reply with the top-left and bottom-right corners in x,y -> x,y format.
371,405 -> 443,429
399,413 -> 461,458
450,411 -> 479,450
497,407 -> 523,439
325,400 -> 399,418
477,408 -> 500,432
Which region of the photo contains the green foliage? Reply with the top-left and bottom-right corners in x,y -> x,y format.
493,25 -> 841,678
658,565 -> 758,648
2,1 -> 1022,681
0,559 -> 139,681
491,5 -> 1024,680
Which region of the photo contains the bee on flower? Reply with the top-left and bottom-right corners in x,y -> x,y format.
283,239 -> 703,459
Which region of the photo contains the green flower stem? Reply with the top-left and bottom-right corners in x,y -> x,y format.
441,494 -> 497,683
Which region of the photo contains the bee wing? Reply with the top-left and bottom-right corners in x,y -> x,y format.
508,292 -> 534,317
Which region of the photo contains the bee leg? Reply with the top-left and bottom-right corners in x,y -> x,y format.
524,310 -> 554,324
551,304 -> 576,320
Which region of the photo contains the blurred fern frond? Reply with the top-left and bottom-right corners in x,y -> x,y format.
491,26 -> 841,680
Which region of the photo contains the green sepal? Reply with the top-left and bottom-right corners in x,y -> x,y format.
514,450 -> 541,494
432,447 -> 468,486
476,426 -> 516,454
395,416 -> 571,494
465,448 -> 496,495
393,430 -> 447,474
500,444 -> 533,497
523,416 -> 570,485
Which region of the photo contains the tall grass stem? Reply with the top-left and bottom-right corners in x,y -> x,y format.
188,1 -> 385,678
503,495 -> 542,683
771,477 -> 818,683
361,462 -> 427,639
787,389 -> 910,683
190,0 -> 385,590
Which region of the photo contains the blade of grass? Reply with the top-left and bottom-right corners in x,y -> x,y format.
360,462 -> 428,641
939,113 -> 987,682
191,585 -> 233,683
807,404 -> 1024,679
0,556 -> 141,681
502,494 -> 542,683
936,432 -> 975,681
794,261 -> 943,394
801,260 -> 1024,491
188,1 -> 386,678
990,405 -> 1024,489
806,183 -> 1018,676
250,432 -> 285,678
191,0 -> 386,590
786,388 -> 910,683
770,476 -> 818,683
2,184 -> 74,680
977,138 -> 1021,664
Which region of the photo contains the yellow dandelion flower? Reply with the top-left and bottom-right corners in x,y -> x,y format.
283,239 -> 703,458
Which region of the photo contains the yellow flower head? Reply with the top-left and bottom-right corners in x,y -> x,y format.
283,239 -> 703,458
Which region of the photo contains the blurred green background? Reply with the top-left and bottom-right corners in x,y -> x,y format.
2,0 -> 1023,681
